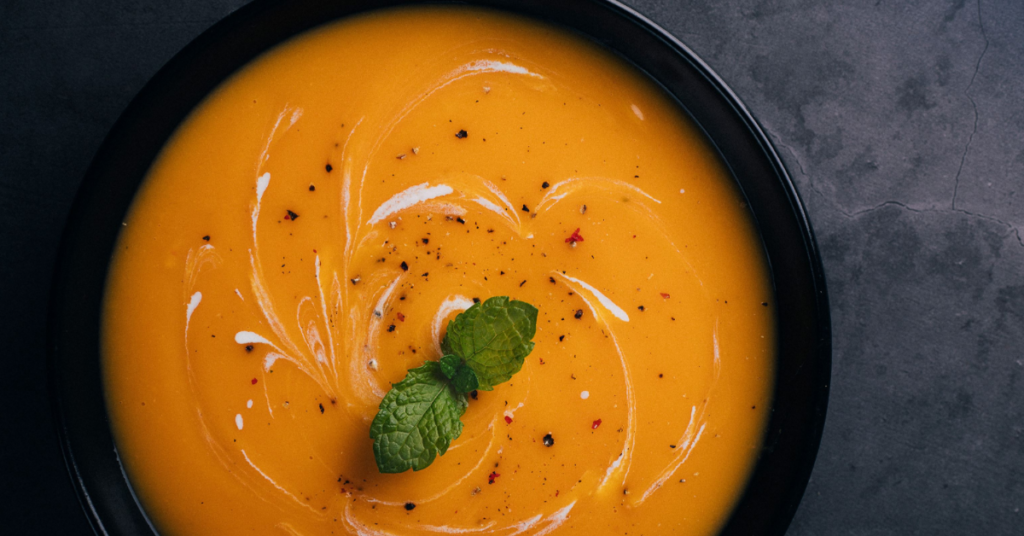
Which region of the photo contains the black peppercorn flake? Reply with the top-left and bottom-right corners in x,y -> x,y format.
455,130 -> 467,139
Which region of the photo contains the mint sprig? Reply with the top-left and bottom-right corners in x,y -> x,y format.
370,296 -> 538,473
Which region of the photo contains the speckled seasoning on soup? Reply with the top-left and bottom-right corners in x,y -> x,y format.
103,6 -> 774,536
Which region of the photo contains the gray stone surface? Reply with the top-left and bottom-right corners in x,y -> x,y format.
0,0 -> 1020,533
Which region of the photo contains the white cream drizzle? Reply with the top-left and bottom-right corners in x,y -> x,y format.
368,183 -> 454,224
464,59 -> 543,78
185,292 -> 202,325
554,273 -> 629,322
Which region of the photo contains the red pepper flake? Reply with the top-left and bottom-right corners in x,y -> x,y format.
539,357 -> 545,365
251,378 -> 258,385
555,490 -> 560,497
397,312 -> 406,322
565,228 -> 585,244
488,471 -> 500,484
592,419 -> 602,430
660,292 -> 670,299
504,415 -> 513,425
285,210 -> 299,220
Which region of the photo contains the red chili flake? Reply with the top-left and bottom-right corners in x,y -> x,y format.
565,228 -> 585,244
660,292 -> 670,299
283,213 -> 290,220
504,415 -> 513,424
488,471 -> 500,484
592,419 -> 602,430
313,249 -> 317,253
251,378 -> 258,385
284,210 -> 299,221
539,357 -> 545,365
397,312 -> 406,322
555,490 -> 560,497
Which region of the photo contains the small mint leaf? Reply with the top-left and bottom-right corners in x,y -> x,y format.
369,361 -> 467,473
442,296 -> 538,390
451,364 -> 480,393
439,354 -> 460,379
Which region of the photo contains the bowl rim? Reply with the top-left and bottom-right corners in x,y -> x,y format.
48,1 -> 832,534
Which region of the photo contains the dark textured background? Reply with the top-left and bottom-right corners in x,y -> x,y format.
1,0 -> 1021,533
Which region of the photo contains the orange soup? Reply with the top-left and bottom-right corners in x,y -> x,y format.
103,7 -> 774,535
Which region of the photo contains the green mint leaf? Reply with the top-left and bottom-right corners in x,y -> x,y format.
369,361 -> 467,473
451,363 -> 480,393
441,296 -> 538,390
371,296 -> 538,473
439,354 -> 460,379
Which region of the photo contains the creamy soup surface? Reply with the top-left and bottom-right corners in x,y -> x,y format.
103,7 -> 775,536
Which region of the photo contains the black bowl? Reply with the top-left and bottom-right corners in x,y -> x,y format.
48,0 -> 831,534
